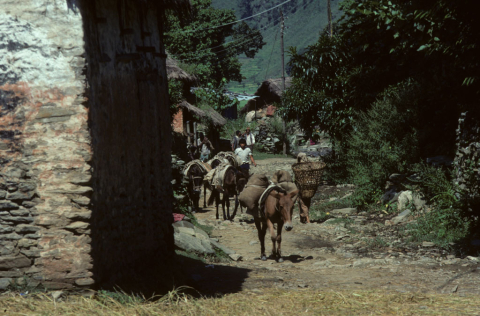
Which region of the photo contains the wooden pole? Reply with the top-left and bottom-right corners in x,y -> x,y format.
327,0 -> 333,37
280,10 -> 287,157
186,121 -> 191,145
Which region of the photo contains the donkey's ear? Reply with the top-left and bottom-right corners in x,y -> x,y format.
288,190 -> 299,199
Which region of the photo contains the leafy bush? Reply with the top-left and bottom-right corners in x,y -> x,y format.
405,163 -> 473,248
220,117 -> 257,140
345,82 -> 420,207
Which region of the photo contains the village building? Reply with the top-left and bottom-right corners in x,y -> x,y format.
0,0 -> 188,293
240,77 -> 292,115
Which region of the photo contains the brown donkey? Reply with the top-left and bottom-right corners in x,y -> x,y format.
207,167 -> 237,220
254,190 -> 299,262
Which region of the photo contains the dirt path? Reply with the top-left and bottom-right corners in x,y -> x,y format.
186,159 -> 480,297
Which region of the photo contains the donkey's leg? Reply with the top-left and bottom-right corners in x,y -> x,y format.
230,195 -> 239,221
221,191 -> 227,221
215,191 -> 220,220
266,219 -> 277,259
203,184 -> 207,208
225,191 -> 231,221
276,222 -> 284,262
254,218 -> 267,260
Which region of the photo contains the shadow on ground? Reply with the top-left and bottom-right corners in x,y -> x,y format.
175,253 -> 251,297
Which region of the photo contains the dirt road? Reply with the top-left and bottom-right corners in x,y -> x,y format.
184,158 -> 480,298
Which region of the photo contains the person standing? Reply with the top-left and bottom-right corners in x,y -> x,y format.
243,127 -> 255,153
231,130 -> 241,151
197,132 -> 214,162
297,152 -> 312,224
235,139 -> 257,178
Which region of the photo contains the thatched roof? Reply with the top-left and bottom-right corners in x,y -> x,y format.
166,57 -> 196,83
178,101 -> 227,127
260,77 -> 293,99
241,77 -> 292,114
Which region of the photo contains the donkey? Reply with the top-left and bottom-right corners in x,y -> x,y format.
254,189 -> 299,262
185,163 -> 206,213
206,167 -> 237,220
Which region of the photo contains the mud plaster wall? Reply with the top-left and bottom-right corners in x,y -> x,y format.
1,0 -> 174,292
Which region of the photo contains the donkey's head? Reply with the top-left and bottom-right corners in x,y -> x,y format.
188,164 -> 204,196
223,168 -> 237,197
272,190 -> 299,231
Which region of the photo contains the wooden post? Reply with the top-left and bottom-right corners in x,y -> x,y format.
327,0 -> 333,37
193,122 -> 198,147
186,121 -> 191,145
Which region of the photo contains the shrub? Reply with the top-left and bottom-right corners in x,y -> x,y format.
220,117 -> 257,140
344,82 -> 421,207
405,163 -> 473,248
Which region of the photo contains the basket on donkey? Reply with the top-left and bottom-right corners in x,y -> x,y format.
291,161 -> 326,199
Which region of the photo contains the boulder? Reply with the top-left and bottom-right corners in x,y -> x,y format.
0,278 -> 13,290
330,208 -> 357,216
391,209 -> 412,225
174,232 -> 215,254
397,191 -> 413,211
210,240 -> 235,255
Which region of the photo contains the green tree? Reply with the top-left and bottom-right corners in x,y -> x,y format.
164,0 -> 266,85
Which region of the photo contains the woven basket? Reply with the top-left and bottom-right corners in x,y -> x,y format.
292,161 -> 326,199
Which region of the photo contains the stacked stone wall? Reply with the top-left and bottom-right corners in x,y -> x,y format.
1,0 -> 92,289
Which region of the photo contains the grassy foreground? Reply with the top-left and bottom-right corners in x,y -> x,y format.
1,288 -> 479,315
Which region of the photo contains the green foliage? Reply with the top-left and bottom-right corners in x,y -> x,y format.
165,0 -> 265,85
213,0 -> 342,91
268,115 -> 296,149
168,79 -> 184,118
346,83 -> 420,207
365,236 -> 388,249
404,163 -> 472,248
194,78 -> 238,112
221,117 -> 257,139
283,34 -> 354,141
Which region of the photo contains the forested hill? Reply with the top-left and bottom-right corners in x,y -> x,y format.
211,0 -> 341,93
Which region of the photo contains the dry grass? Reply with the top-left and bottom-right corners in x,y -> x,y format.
1,287 -> 479,315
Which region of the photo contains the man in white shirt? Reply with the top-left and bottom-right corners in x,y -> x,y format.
243,127 -> 255,153
235,139 -> 257,176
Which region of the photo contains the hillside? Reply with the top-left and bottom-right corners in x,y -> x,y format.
211,0 -> 342,94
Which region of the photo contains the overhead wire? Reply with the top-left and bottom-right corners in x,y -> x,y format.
173,3 -> 301,62
172,15 -> 283,60
167,0 -> 292,35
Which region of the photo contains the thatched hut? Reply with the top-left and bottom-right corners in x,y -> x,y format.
240,77 -> 292,114
166,57 -> 196,84
174,101 -> 226,132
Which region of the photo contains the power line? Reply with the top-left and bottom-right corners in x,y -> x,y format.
171,3 -> 302,61
167,0 -> 292,35
176,35 -> 262,62
172,15 -> 283,59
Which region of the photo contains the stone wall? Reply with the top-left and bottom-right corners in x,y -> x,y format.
1,0 -> 92,290
1,0 -> 174,293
